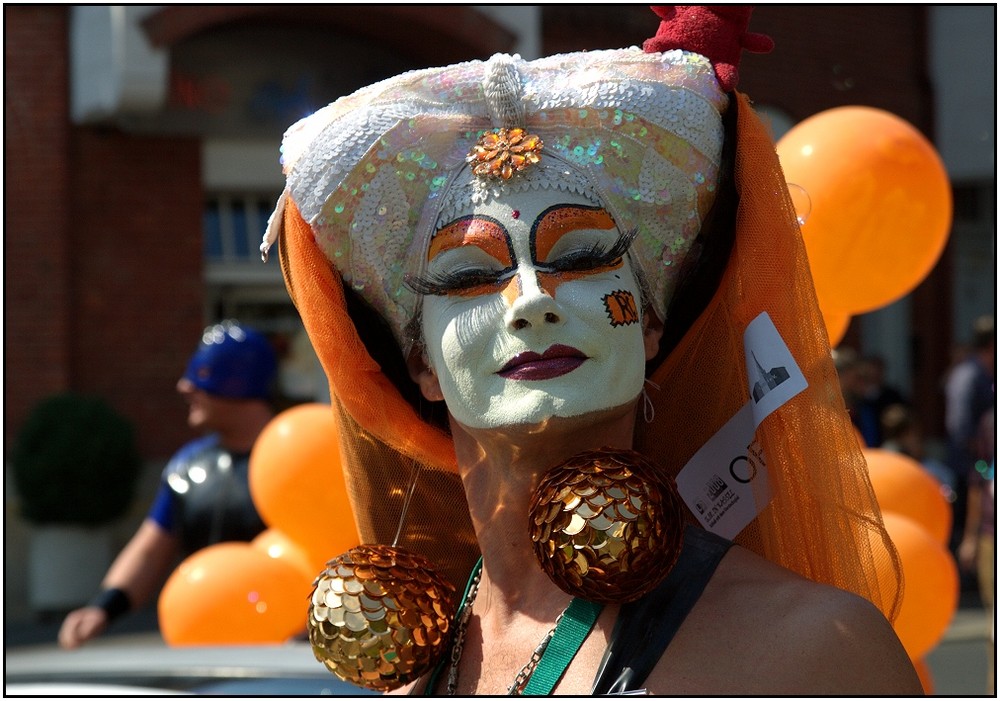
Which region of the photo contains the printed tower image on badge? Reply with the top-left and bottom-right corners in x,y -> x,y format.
749,351 -> 790,403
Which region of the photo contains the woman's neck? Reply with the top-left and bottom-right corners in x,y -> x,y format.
449,401 -> 638,618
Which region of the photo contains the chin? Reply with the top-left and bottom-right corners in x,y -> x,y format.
460,396 -> 639,434
549,400 -> 638,427
187,410 -> 208,431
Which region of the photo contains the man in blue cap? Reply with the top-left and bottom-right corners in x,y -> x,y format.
59,321 -> 278,649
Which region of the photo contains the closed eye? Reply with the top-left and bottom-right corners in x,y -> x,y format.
404,266 -> 516,295
537,228 -> 637,274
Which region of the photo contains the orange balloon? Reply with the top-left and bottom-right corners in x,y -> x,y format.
912,657 -> 934,695
159,542 -> 313,645
864,448 -> 953,545
249,404 -> 359,564
875,512 -> 958,660
777,107 -> 952,314
252,528 -> 315,579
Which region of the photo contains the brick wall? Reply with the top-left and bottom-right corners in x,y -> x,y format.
5,6 -> 206,462
69,129 -> 205,458
742,7 -> 932,126
544,6 -> 931,128
5,7 -> 73,450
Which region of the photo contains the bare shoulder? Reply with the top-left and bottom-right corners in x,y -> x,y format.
645,544 -> 923,696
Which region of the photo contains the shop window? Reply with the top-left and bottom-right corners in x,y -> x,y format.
203,193 -> 277,264
201,190 -> 327,406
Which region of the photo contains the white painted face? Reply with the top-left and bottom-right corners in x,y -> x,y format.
415,188 -> 648,430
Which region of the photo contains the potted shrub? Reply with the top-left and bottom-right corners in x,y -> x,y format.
10,393 -> 142,613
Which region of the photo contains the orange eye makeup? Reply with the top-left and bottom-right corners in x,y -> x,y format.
426,217 -> 513,266
405,206 -> 635,298
531,205 -> 617,263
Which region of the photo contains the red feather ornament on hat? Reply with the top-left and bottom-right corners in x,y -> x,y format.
643,5 -> 774,92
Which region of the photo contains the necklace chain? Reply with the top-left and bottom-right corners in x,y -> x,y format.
506,609 -> 565,695
446,564 -> 481,695
445,563 -> 566,696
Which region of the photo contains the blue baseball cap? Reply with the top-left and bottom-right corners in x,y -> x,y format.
181,321 -> 278,400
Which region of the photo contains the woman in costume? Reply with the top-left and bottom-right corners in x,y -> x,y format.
263,6 -> 922,695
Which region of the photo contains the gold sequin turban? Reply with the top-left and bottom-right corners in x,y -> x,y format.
264,49 -> 727,351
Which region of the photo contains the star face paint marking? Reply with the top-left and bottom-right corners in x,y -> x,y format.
603,289 -> 640,327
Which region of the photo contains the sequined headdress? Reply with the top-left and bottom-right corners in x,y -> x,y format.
264,48 -> 728,352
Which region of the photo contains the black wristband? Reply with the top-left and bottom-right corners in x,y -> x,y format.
89,587 -> 131,623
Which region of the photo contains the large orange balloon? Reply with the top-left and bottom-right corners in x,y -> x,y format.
159,542 -> 312,645
875,512 -> 958,660
777,107 -> 952,314
249,404 -> 359,566
864,448 -> 952,545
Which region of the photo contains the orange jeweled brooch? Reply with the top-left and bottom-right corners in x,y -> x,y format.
467,127 -> 543,180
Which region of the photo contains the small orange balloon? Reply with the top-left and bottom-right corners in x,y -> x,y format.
249,403 -> 360,565
875,512 -> 959,660
159,542 -> 313,646
777,107 -> 952,314
864,448 -> 953,545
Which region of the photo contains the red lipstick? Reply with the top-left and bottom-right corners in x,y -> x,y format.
498,344 -> 587,381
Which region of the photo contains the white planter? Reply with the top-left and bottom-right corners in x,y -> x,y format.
28,525 -> 113,613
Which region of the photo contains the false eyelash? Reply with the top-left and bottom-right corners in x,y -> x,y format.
404,266 -> 516,296
539,227 -> 638,274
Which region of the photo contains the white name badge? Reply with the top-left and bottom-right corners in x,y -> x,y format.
675,312 -> 807,539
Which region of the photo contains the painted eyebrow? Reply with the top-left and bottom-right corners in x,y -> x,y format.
426,215 -> 513,266
530,204 -> 618,263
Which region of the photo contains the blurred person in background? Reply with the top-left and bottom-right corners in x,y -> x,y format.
58,321 -> 278,649
944,315 -> 995,554
880,402 -> 955,498
958,405 -> 995,694
861,354 -> 909,434
834,347 -> 882,447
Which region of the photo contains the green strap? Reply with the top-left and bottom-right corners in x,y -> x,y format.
521,597 -> 604,696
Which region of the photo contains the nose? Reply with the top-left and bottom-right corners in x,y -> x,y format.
504,269 -> 562,331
